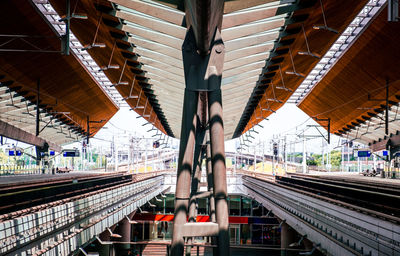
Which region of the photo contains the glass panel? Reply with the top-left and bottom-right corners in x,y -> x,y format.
229,195 -> 240,215
156,221 -> 171,240
241,196 -> 251,216
153,197 -> 164,214
198,198 -> 207,215
229,224 -> 240,244
240,224 -> 251,245
251,224 -> 263,244
262,225 -> 280,245
165,194 -> 175,214
252,200 -> 262,216
132,223 -> 142,242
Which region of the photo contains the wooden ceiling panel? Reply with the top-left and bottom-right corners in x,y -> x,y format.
298,7 -> 400,135
48,0 -> 171,135
237,0 -> 368,137
0,0 -> 118,139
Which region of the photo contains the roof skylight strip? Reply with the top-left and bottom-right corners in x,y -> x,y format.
288,0 -> 386,105
33,1 -> 125,108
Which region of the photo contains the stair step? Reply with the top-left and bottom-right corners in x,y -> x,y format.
138,244 -> 206,256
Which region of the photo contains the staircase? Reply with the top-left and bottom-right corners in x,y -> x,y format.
139,243 -> 207,256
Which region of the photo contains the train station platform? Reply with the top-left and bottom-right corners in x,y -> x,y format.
299,171 -> 400,186
0,170 -> 121,187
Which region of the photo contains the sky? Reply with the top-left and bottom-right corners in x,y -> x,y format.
91,103 -> 341,155
0,103 -> 341,156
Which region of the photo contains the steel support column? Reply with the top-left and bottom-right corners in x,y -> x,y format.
208,88 -> 229,256
171,25 -> 229,256
172,1 -> 228,253
206,132 -> 217,255
206,134 -> 216,223
171,89 -> 198,256
187,115 -> 206,256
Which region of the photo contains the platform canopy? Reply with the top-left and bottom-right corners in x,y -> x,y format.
0,0 -> 119,147
294,1 -> 400,149
93,0 -> 374,139
107,0 -> 298,138
10,0 -> 394,145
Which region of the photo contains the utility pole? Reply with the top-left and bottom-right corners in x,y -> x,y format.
254,144 -> 257,171
341,139 -> 344,172
302,132 -> 307,173
262,140 -> 265,172
284,136 -> 287,175
321,138 -> 325,168
144,139 -> 148,172
113,135 -> 118,172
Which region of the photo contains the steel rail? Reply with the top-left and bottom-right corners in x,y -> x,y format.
0,171 -> 168,221
243,174 -> 400,224
275,176 -> 400,218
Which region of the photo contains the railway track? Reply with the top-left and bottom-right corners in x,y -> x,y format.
274,175 -> 400,220
0,173 -> 133,215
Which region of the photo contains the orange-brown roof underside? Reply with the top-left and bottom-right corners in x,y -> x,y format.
0,0 -> 118,138
298,7 -> 400,135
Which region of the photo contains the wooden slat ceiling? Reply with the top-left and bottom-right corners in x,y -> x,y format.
0,0 -> 118,145
48,0 -> 173,137
100,0 -> 300,138
13,0 -> 375,143
234,0 -> 370,138
298,6 -> 400,146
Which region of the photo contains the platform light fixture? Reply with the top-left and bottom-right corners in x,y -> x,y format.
32,2 -> 125,107
275,65 -> 293,92
81,42 -> 106,51
99,41 -> 120,71
106,228 -> 122,238
288,0 -> 384,105
125,215 -> 138,224
298,24 -> 321,59
99,64 -> 120,71
285,48 -> 305,77
138,206 -> 148,213
313,0 -> 338,34
265,82 -> 283,103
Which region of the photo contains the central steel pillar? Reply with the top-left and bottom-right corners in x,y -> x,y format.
208,88 -> 229,256
171,10 -> 229,254
172,89 -> 198,256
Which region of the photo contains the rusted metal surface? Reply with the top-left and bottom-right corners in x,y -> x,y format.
172,89 -> 198,256
208,88 -> 230,256
184,0 -> 224,55
172,3 -> 229,252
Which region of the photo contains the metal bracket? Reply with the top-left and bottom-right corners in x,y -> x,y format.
311,118 -> 331,144
367,81 -> 390,135
182,28 -> 224,92
388,0 -> 399,21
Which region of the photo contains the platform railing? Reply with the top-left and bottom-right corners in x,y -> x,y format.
0,175 -> 166,255
242,175 -> 400,256
0,165 -> 41,176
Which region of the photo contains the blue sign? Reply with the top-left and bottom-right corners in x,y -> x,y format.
50,151 -> 55,156
358,151 -> 371,157
382,150 -> 388,156
8,150 -> 22,156
63,151 -> 79,157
